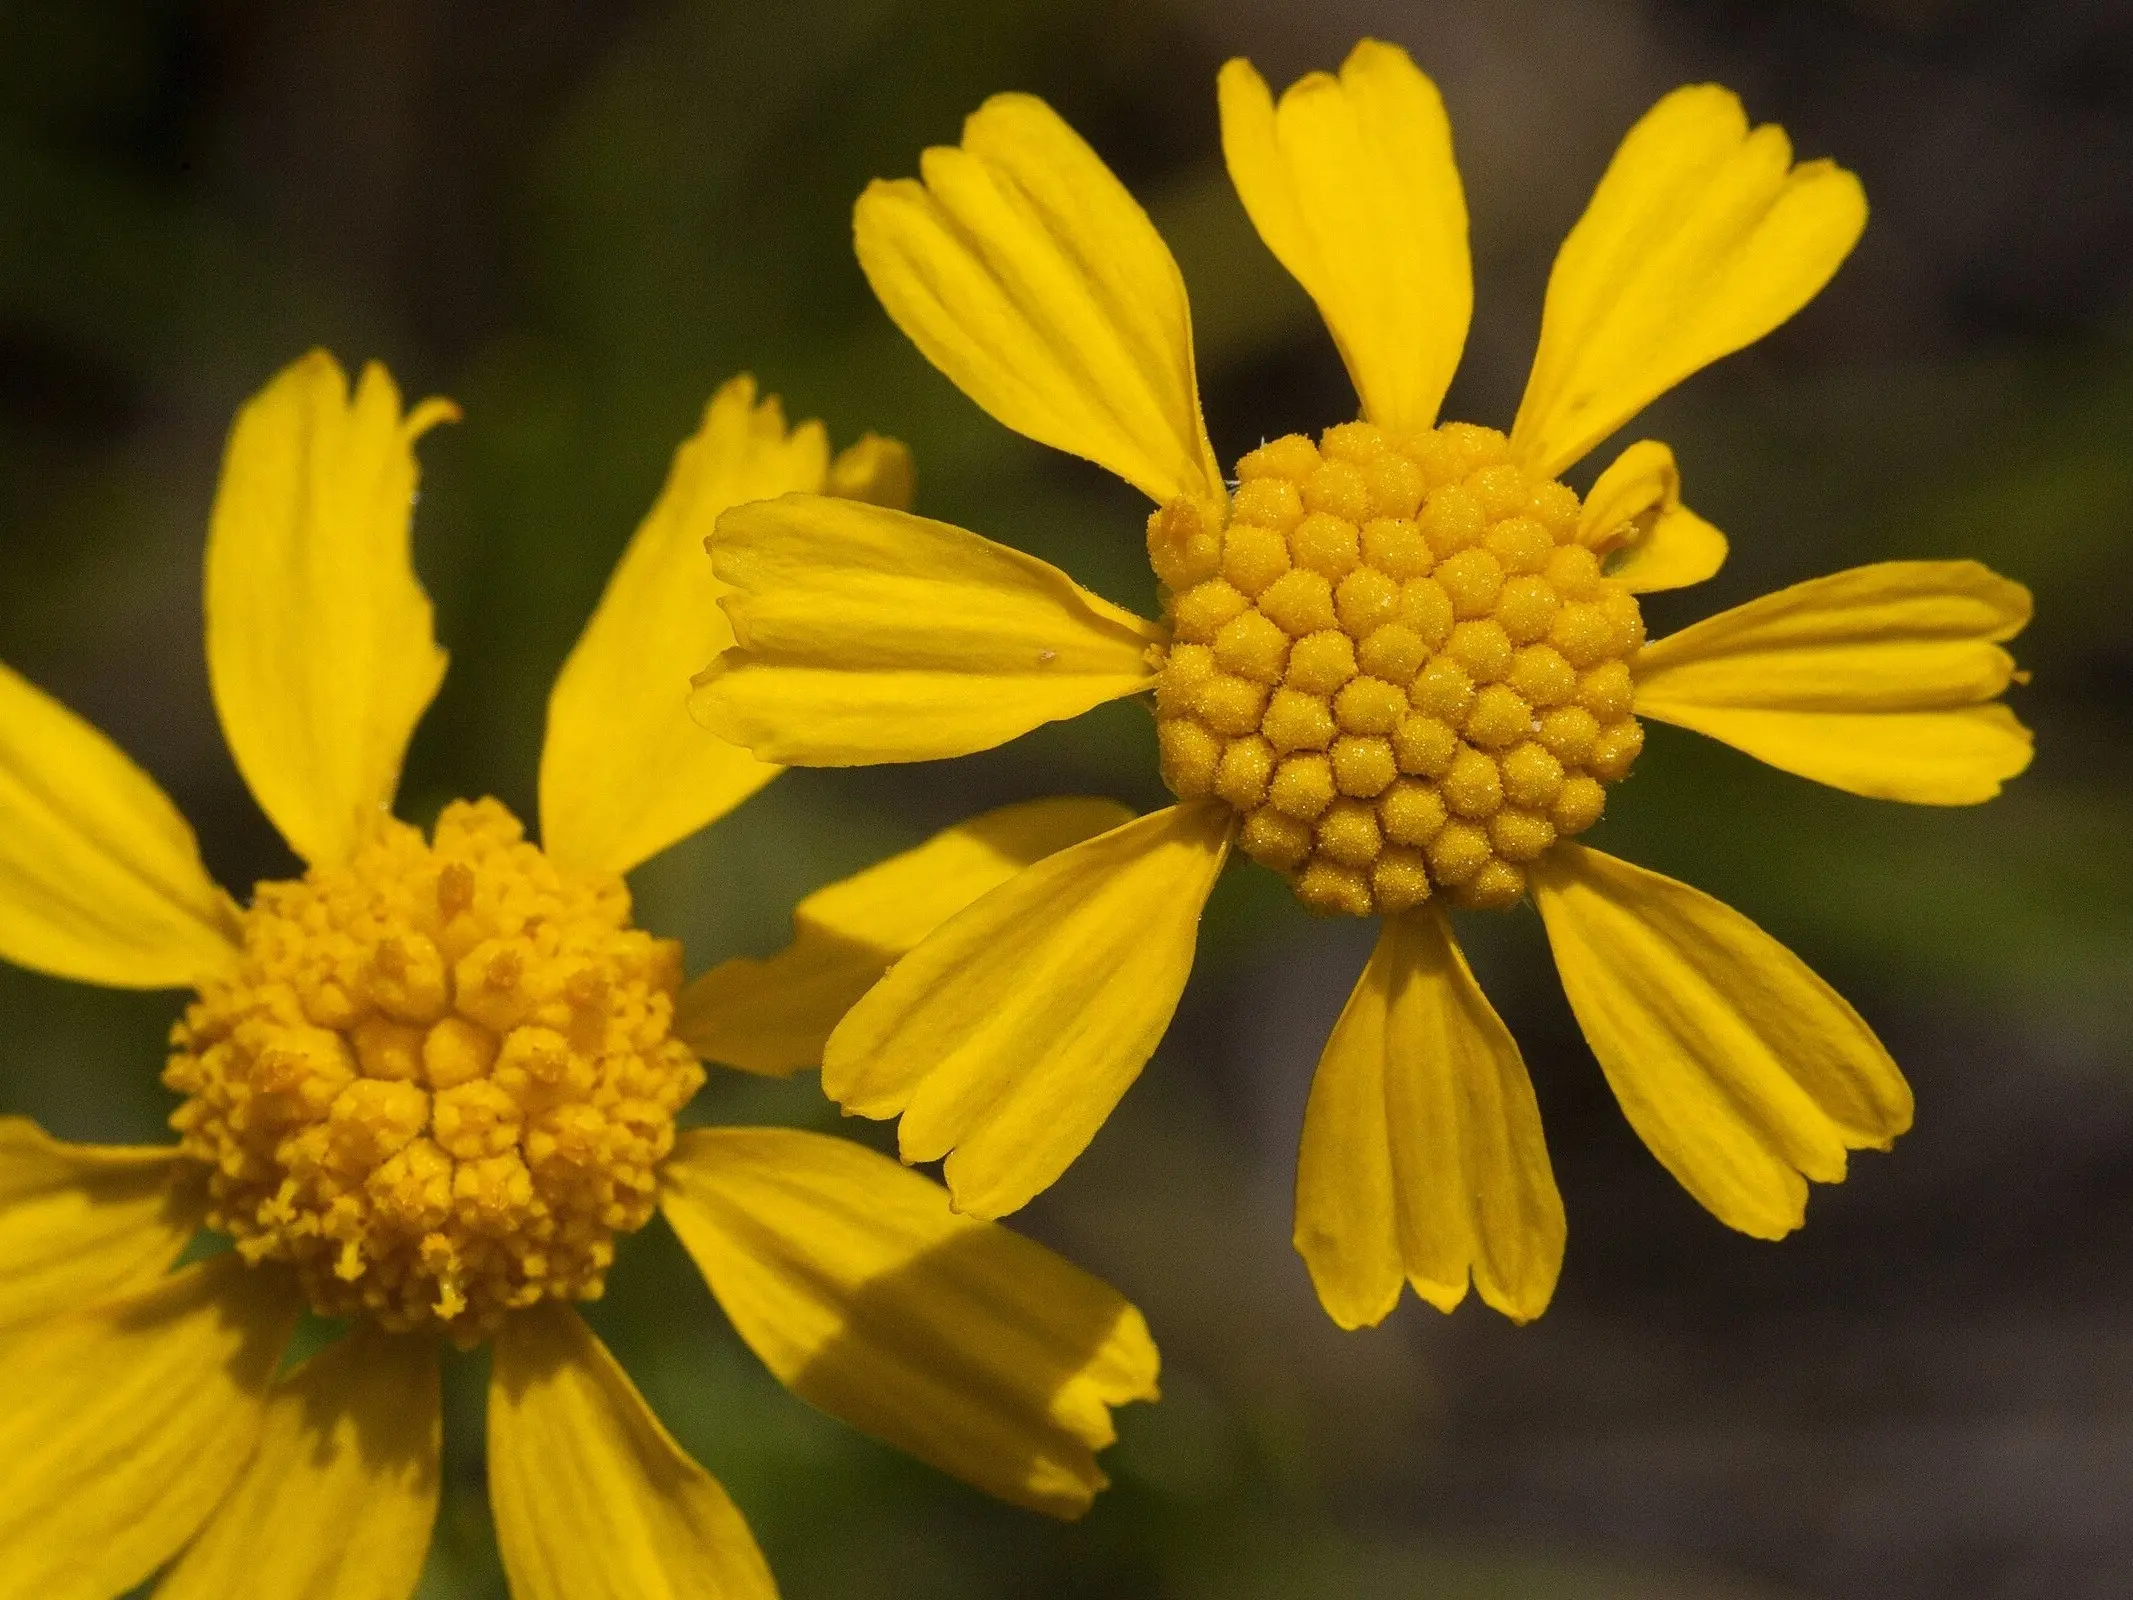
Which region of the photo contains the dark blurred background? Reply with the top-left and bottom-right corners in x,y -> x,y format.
3,1 -> 2130,1596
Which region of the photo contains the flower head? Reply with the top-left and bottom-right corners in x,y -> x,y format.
0,353 -> 1158,1599
692,42 -> 2033,1325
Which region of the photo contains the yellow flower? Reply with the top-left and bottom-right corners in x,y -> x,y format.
0,351 -> 1159,1600
690,43 -> 2034,1328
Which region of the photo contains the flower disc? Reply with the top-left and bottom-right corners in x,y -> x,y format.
165,798 -> 702,1340
1152,421 -> 1645,913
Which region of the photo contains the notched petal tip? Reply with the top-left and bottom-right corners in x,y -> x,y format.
855,89 -> 1220,505
1219,33 -> 1470,436
1294,911 -> 1563,1331
683,650 -> 739,727
403,393 -> 463,438
828,433 -> 916,510
1633,559 -> 2039,804
1534,843 -> 1909,1241
961,87 -> 1064,144
1344,35 -> 1420,69
207,349 -> 451,868
1952,559 -> 2035,640
539,370 -> 857,874
1512,84 -> 1867,478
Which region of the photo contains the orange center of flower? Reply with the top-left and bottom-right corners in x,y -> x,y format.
1150,421 -> 1645,915
163,798 -> 701,1341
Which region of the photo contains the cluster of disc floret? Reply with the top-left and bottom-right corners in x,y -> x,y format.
165,798 -> 702,1341
1151,421 -> 1645,915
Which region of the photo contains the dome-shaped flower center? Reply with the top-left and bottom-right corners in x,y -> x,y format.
1151,421 -> 1645,915
163,798 -> 702,1341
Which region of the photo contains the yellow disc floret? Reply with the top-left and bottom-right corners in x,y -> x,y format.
1152,421 -> 1645,915
164,798 -> 702,1341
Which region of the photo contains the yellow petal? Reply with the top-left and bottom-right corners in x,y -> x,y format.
1577,439 -> 1728,592
1294,911 -> 1563,1330
0,1254 -> 298,1600
541,376 -> 833,875
0,661 -> 236,988
660,1126 -> 1158,1519
854,93 -> 1221,504
824,801 -> 1231,1218
693,494 -> 1162,765
488,1303 -> 775,1600
677,797 -> 1133,1075
824,433 -> 916,509
0,1119 -> 200,1331
157,1327 -> 440,1600
1635,560 -> 2034,803
1510,86 -> 1867,479
206,350 -> 456,867
1218,42 -> 1469,435
1532,843 -> 1912,1239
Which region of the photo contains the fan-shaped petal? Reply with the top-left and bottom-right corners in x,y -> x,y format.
1511,86 -> 1865,478
1219,41 -> 1470,435
662,1126 -> 1158,1518
855,93 -> 1221,504
1636,560 -> 2033,803
206,351 -> 454,866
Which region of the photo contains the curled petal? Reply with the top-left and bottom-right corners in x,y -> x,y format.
1578,439 -> 1727,593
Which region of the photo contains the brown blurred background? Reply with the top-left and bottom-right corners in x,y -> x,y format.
2,1 -> 2130,1596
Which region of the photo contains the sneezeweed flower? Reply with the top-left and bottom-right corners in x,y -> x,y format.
693,43 -> 2034,1328
0,352 -> 1159,1600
